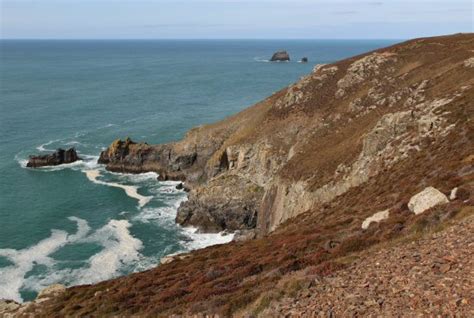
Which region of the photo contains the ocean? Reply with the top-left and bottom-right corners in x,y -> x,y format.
0,39 -> 398,302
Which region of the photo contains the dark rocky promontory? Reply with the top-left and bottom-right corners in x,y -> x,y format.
270,51 -> 290,61
27,148 -> 80,168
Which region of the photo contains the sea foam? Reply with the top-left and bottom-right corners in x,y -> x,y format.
85,169 -> 152,207
0,217 -> 143,303
0,217 -> 89,302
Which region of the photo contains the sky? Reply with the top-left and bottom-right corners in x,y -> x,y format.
1,0 -> 473,39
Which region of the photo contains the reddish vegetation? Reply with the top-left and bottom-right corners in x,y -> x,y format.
10,34 -> 474,317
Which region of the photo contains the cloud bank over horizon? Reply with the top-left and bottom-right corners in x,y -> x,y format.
1,0 -> 472,39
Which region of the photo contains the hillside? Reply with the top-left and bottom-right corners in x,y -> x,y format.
2,33 -> 473,317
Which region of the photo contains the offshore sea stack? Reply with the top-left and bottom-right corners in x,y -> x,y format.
270,50 -> 290,61
27,148 -> 80,168
11,33 -> 472,317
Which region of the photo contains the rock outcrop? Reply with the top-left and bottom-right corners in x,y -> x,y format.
300,57 -> 308,63
270,51 -> 290,62
27,148 -> 80,168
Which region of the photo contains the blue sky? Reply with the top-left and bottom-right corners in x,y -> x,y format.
1,0 -> 472,39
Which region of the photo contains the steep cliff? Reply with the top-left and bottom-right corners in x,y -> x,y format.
8,33 -> 472,317
98,33 -> 474,237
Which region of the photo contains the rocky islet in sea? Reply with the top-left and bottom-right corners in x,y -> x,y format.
27,148 -> 80,168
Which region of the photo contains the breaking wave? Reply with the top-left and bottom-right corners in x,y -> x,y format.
0,217 -> 143,303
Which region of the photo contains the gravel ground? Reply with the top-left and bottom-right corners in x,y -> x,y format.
265,215 -> 474,317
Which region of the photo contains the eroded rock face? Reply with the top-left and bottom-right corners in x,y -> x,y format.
408,187 -> 449,215
336,52 -> 396,98
176,175 -> 262,232
27,148 -> 80,168
270,51 -> 290,62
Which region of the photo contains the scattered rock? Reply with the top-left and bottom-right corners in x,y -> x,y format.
27,148 -> 80,168
361,209 -> 390,229
265,216 -> 474,317
463,57 -> 474,68
450,187 -> 458,200
270,51 -> 290,62
408,187 -> 449,215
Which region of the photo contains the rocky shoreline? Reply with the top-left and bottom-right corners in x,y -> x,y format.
3,33 -> 473,317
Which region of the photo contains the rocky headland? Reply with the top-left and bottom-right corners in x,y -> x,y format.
4,33 -> 473,317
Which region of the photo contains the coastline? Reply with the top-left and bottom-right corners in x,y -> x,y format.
6,151 -> 234,303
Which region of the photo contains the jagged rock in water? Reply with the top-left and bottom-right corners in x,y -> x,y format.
408,187 -> 449,215
270,51 -> 290,62
300,57 -> 308,63
27,148 -> 80,168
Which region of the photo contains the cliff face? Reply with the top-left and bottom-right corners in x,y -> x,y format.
99,33 -> 474,236
4,33 -> 473,317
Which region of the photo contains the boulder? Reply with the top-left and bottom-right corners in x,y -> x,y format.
408,187 -> 449,215
270,51 -> 290,62
362,209 -> 390,229
27,148 -> 80,168
300,57 -> 308,63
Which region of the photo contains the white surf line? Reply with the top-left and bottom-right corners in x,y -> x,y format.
0,217 -> 90,303
85,170 -> 152,208
36,139 -> 60,152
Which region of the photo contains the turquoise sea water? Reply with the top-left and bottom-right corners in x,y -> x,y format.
0,39 -> 397,302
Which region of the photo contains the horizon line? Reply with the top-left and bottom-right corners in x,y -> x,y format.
0,38 -> 407,42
